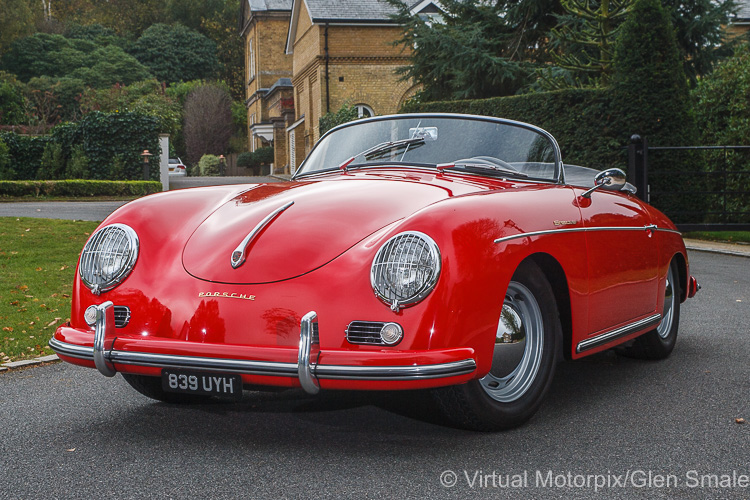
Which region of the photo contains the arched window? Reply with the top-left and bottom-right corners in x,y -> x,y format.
355,104 -> 374,118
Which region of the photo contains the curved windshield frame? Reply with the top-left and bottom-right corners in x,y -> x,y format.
293,114 -> 562,183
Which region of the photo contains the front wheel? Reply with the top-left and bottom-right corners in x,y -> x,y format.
432,260 -> 561,431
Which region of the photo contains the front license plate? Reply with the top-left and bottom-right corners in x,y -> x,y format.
162,369 -> 243,400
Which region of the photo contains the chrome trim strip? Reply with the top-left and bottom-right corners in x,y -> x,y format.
576,314 -> 662,353
494,225 -> 661,244
93,301 -> 116,377
231,201 -> 294,269
108,351 -> 299,376
298,311 -> 320,394
315,359 -> 477,380
49,338 -> 476,381
48,337 -> 94,360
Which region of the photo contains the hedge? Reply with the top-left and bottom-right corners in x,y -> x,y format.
403,89 -> 626,170
0,111 -> 161,181
0,180 -> 162,198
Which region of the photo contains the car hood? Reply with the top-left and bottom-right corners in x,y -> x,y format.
182,179 -> 449,284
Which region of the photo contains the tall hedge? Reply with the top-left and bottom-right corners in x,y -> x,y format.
403,89 -> 624,170
1,111 -> 160,181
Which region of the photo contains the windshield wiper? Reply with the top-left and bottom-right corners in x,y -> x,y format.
339,137 -> 426,172
437,162 -> 529,178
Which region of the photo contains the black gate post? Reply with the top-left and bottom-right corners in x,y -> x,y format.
627,134 -> 648,202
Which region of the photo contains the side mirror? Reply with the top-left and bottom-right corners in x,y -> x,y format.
582,168 -> 628,198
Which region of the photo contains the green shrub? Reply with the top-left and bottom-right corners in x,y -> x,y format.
0,180 -> 161,198
65,144 -> 90,179
0,133 -> 49,180
319,102 -> 358,136
199,154 -> 220,176
0,138 -> 12,180
236,151 -> 253,169
37,142 -> 65,180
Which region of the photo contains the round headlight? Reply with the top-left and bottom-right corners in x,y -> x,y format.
79,224 -> 139,295
370,231 -> 441,311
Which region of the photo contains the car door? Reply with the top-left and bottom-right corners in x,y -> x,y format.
576,189 -> 659,335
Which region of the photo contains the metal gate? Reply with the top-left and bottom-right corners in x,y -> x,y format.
626,135 -> 750,232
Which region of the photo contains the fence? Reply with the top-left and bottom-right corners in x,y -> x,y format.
627,135 -> 750,232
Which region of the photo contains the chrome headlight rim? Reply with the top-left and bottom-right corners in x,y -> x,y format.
79,223 -> 139,295
370,230 -> 441,311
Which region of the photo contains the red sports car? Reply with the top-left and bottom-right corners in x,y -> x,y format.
50,114 -> 699,430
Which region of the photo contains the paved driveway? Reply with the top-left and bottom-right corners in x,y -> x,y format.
0,251 -> 748,499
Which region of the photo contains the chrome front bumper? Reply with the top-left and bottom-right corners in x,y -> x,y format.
49,303 -> 476,395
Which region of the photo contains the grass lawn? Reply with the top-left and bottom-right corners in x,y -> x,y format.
682,231 -> 750,244
0,217 -> 99,362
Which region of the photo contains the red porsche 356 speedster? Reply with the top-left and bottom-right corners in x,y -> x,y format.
50,113 -> 699,430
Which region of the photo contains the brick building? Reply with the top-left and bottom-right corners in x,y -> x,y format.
241,0 -> 442,174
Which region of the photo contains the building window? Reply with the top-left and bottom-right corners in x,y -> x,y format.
289,129 -> 296,173
248,43 -> 255,81
355,104 -> 374,118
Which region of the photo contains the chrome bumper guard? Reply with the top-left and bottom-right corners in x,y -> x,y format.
49,308 -> 476,395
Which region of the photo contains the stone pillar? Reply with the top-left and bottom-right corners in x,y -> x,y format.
159,134 -> 169,191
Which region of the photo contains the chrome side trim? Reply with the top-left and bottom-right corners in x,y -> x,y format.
576,314 -> 662,353
93,301 -> 116,377
298,311 -> 320,394
231,201 -> 294,269
48,338 -> 476,381
494,225 -> 667,244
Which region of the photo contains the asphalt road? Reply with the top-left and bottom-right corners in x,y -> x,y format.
0,250 -> 748,499
0,176 -> 281,221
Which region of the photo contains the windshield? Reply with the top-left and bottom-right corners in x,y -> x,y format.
295,114 -> 561,182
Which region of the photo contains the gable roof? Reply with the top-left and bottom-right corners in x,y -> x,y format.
736,0 -> 750,21
248,0 -> 294,11
285,0 -> 442,53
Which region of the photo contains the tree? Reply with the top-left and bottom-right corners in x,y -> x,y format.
0,71 -> 27,125
612,0 -> 700,221
0,0 -> 37,54
663,0 -> 738,84
129,24 -> 220,84
183,84 -> 232,166
694,44 -> 750,145
387,0 -> 562,100
546,0 -> 633,86
199,0 -> 244,99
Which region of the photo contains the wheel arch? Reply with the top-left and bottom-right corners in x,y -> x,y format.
524,253 -> 573,362
670,251 -> 688,302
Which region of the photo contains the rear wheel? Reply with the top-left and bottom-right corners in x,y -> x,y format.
432,260 -> 561,431
122,374 -> 214,404
617,259 -> 681,360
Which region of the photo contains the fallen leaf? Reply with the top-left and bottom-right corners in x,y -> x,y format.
2,327 -> 12,332
66,448 -> 76,452
62,294 -> 70,298
35,267 -> 42,272
24,228 -> 30,232
737,418 -> 746,424
18,285 -> 28,291
10,301 -> 18,306
60,265 -> 69,271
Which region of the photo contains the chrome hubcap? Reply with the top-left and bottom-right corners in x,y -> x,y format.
657,265 -> 676,339
480,281 -> 544,402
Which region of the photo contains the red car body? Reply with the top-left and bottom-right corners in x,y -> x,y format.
51,114 -> 698,430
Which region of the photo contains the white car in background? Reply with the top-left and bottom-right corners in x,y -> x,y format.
168,158 -> 187,177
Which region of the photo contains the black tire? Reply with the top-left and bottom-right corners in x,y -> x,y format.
432,260 -> 561,431
121,374 -> 215,404
617,259 -> 681,360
